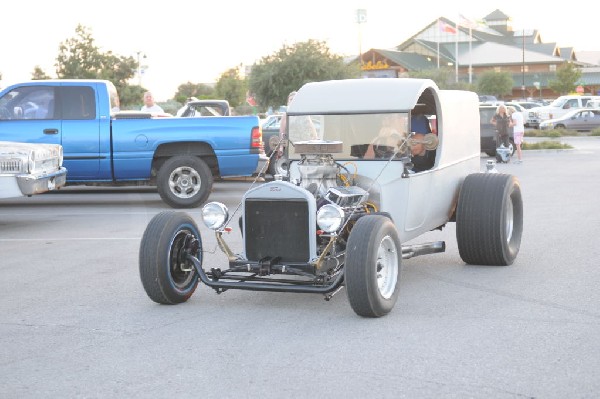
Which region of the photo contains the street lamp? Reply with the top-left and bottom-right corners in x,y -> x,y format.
355,9 -> 367,70
521,30 -> 526,100
136,51 -> 147,87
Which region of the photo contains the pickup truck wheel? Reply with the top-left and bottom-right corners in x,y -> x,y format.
456,173 -> 523,266
345,215 -> 401,317
157,156 -> 213,208
139,211 -> 201,304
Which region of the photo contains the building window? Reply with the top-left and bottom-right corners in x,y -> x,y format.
521,65 -> 529,72
549,65 -> 557,72
494,67 -> 501,72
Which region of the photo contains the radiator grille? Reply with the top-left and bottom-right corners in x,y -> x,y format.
0,159 -> 24,174
245,199 -> 310,262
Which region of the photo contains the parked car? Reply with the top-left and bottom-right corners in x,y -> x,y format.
515,101 -> 542,110
138,78 -> 523,318
539,109 -> 600,131
478,94 -> 501,105
176,99 -> 230,117
586,99 -> 600,109
512,101 -> 542,128
0,141 -> 67,199
479,105 -> 515,157
261,114 -> 282,153
535,95 -> 600,122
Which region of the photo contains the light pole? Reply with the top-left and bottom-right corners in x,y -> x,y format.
355,9 -> 367,71
521,30 -> 526,100
136,51 -> 146,87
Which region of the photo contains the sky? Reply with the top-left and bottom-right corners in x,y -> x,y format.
1,1 -> 598,101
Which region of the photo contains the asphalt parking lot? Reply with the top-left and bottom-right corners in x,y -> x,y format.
1,138 -> 600,398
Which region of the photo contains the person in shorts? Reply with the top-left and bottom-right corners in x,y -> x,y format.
508,106 -> 524,163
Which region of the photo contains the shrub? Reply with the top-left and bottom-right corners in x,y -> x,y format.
522,141 -> 573,150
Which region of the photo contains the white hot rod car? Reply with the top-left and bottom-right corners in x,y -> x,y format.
0,141 -> 66,199
139,79 -> 523,318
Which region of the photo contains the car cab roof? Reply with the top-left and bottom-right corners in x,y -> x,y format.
288,78 -> 441,114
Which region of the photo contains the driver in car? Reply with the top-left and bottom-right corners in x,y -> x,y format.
364,113 -> 407,159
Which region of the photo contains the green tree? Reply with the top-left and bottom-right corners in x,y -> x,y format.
55,24 -> 138,107
56,25 -> 104,79
476,70 -> 514,99
215,68 -> 247,108
549,63 -> 582,95
248,40 -> 358,108
31,66 -> 51,80
173,82 -> 215,104
118,85 -> 147,110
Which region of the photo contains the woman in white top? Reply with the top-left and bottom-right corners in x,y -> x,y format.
508,106 -> 524,163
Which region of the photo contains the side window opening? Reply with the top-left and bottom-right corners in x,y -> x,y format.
0,86 -> 56,120
60,87 -> 96,120
409,89 -> 438,173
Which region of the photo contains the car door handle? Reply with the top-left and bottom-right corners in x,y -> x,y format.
43,129 -> 59,135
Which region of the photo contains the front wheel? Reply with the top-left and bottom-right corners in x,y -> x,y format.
157,156 -> 213,208
139,211 -> 201,304
345,215 -> 402,317
456,173 -> 523,265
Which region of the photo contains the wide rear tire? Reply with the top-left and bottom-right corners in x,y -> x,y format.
456,173 -> 523,265
345,215 -> 402,317
139,211 -> 201,304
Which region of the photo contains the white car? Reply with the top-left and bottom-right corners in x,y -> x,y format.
138,78 -> 524,318
0,141 -> 67,199
587,99 -> 600,109
535,95 -> 600,122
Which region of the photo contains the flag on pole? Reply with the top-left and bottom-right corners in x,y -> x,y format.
459,14 -> 475,84
438,20 -> 456,34
459,14 -> 478,29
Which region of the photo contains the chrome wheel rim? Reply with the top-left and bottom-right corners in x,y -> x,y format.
168,166 -> 201,199
376,235 -> 399,299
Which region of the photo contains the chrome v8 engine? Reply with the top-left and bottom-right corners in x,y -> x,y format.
294,140 -> 367,209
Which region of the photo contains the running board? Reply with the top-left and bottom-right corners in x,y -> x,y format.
401,241 -> 445,259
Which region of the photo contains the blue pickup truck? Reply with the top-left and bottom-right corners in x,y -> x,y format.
0,79 -> 267,207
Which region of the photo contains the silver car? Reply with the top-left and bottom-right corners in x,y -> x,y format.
539,109 -> 600,131
138,78 -> 524,318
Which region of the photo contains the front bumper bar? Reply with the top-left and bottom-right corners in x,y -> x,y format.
17,167 -> 67,195
188,254 -> 344,294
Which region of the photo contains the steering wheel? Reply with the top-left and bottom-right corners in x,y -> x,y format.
372,133 -> 404,159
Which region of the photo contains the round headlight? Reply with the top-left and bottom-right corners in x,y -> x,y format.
202,202 -> 229,230
317,204 -> 345,233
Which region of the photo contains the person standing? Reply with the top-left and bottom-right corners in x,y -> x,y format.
508,106 -> 524,163
140,91 -> 164,113
490,104 -> 511,148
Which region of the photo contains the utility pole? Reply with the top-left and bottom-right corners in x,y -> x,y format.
136,51 -> 146,87
521,31 -> 526,100
356,9 -> 367,73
